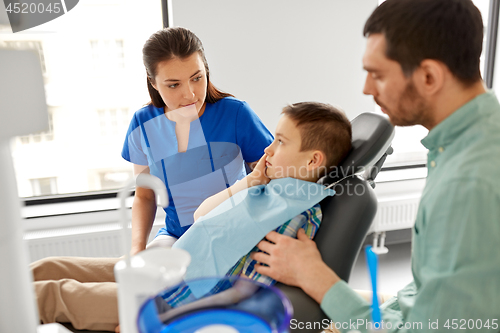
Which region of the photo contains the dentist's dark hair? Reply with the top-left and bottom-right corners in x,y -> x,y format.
143,27 -> 233,107
364,0 -> 483,85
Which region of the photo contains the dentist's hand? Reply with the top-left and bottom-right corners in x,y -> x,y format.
247,155 -> 270,187
251,229 -> 341,304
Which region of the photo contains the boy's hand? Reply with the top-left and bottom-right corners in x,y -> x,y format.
247,155 -> 270,187
195,156 -> 269,219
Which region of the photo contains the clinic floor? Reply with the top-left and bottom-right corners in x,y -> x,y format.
65,241 -> 413,332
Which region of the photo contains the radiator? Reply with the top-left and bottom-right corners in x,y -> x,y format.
26,229 -> 123,262
24,221 -> 164,263
24,195 -> 422,261
368,194 -> 421,253
370,194 -> 421,233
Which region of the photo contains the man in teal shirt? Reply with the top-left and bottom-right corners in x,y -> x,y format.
251,0 -> 500,331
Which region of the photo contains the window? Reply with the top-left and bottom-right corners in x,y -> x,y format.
6,1 -> 163,198
99,170 -> 133,190
19,109 -> 54,144
97,108 -> 130,137
30,177 -> 58,196
90,39 -> 125,71
2,40 -> 47,74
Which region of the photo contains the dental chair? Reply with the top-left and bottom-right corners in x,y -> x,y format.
276,112 -> 395,332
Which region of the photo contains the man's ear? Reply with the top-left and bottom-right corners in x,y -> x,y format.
307,151 -> 325,171
413,59 -> 446,96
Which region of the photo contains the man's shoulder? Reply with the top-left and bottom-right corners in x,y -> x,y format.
446,110 -> 500,182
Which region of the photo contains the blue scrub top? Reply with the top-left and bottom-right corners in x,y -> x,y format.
122,97 -> 273,238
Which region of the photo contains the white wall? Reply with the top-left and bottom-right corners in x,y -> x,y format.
171,0 -> 377,131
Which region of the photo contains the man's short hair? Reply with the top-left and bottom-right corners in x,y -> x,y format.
364,0 -> 483,85
282,102 -> 352,174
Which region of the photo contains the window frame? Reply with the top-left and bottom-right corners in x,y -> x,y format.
20,0 -> 499,211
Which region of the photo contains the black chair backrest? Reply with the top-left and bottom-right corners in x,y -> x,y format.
277,112 -> 395,332
321,112 -> 395,185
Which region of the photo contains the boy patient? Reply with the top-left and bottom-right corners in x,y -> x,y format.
195,101 -> 351,286
157,101 -> 352,320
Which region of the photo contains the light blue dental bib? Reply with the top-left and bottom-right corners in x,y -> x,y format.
173,177 -> 335,297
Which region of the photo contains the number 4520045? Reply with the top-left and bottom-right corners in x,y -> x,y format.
6,2 -> 61,14
444,319 -> 498,330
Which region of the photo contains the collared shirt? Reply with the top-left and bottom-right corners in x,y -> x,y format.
320,91 -> 500,332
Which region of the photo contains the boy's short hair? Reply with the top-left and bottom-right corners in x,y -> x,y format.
282,102 -> 352,176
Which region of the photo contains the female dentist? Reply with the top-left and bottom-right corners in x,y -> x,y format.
122,27 -> 273,255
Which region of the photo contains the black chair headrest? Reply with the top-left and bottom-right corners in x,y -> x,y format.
319,112 -> 395,186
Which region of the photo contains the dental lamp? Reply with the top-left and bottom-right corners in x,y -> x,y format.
0,49 -> 71,332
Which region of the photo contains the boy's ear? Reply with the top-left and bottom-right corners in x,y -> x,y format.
307,150 -> 325,171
